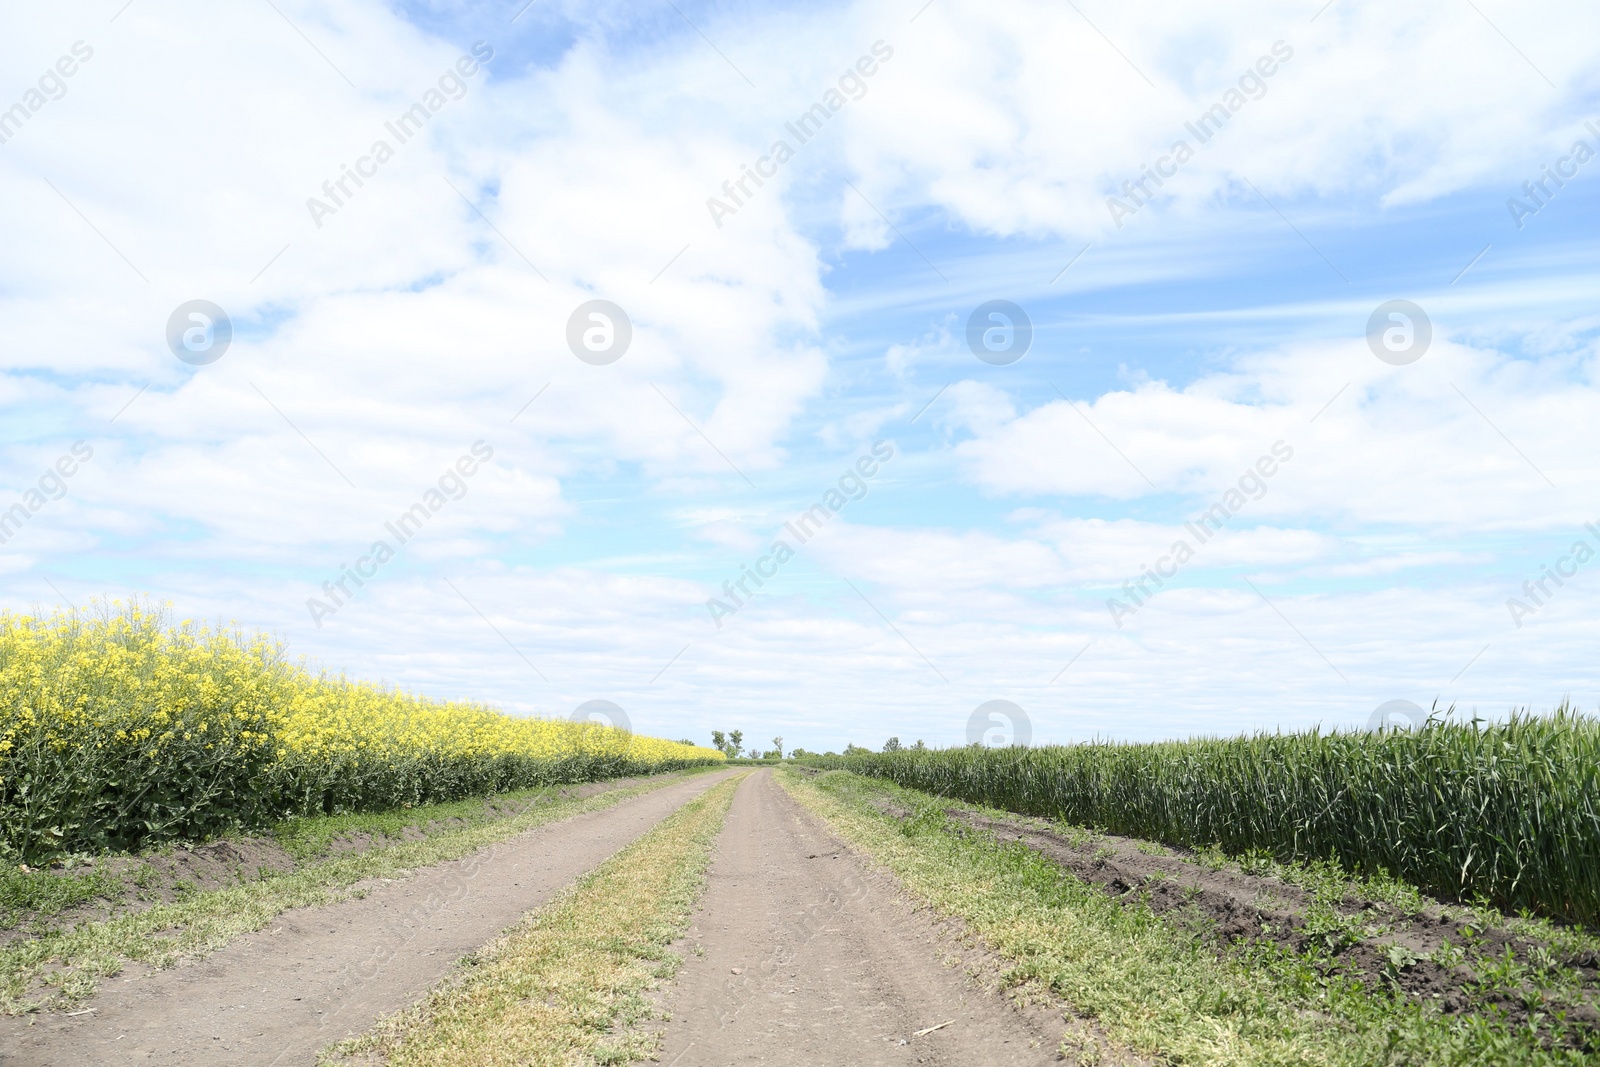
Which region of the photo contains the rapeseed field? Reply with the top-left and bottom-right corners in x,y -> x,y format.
0,602 -> 720,860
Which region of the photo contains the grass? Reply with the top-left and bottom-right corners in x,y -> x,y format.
323,772 -> 745,1066
0,767 -> 719,1014
3,775 -> 672,931
778,767 -> 1594,1067
268,782 -> 618,861
0,775 -> 682,938
0,864 -> 124,931
800,709 -> 1600,924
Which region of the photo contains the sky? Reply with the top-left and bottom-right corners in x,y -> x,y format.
3,0 -> 1599,753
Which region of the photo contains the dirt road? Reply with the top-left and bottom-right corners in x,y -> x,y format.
651,770 -> 1061,1065
0,770 -> 738,1067
3,769 -> 1067,1066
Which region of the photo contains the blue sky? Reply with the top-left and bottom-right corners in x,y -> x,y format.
4,0 -> 1600,752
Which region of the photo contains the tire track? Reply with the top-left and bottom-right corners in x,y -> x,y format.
652,770 -> 1061,1065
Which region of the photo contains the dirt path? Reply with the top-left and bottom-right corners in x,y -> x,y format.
650,770 -> 1062,1066
0,769 -> 739,1067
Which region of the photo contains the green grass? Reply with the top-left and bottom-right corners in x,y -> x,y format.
800,708 -> 1600,925
268,780 -> 613,861
0,768 -> 719,1014
779,767 -> 1594,1067
324,773 -> 745,1066
0,865 -> 124,931
0,776 -> 687,939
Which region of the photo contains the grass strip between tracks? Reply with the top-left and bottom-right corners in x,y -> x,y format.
778,767 -> 1589,1067
323,772 -> 746,1067
0,768 -> 721,1014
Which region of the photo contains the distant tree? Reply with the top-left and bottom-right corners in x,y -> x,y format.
790,747 -> 809,758
911,739 -> 926,751
883,737 -> 901,753
824,751 -> 838,757
771,736 -> 783,759
711,730 -> 747,758
843,743 -> 872,756
676,739 -> 694,746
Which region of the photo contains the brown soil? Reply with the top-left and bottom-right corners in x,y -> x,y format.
644,770 -> 1131,1065
934,804 -> 1600,1047
0,778 -> 653,946
0,770 -> 739,1067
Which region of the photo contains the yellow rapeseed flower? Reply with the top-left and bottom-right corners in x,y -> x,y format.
0,600 -> 722,857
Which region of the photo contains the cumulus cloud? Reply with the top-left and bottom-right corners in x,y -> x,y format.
4,0 -> 1599,749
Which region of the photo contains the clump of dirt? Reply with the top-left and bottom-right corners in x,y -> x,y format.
883,799 -> 1600,1048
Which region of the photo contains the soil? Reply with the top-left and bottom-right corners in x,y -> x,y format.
0,770 -> 740,1067
644,771 -> 1123,1066
0,777 -> 658,946
931,803 -> 1600,1047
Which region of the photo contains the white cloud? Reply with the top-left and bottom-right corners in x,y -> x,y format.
841,0 -> 1600,241
948,331 -> 1597,533
3,0 -> 1599,752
